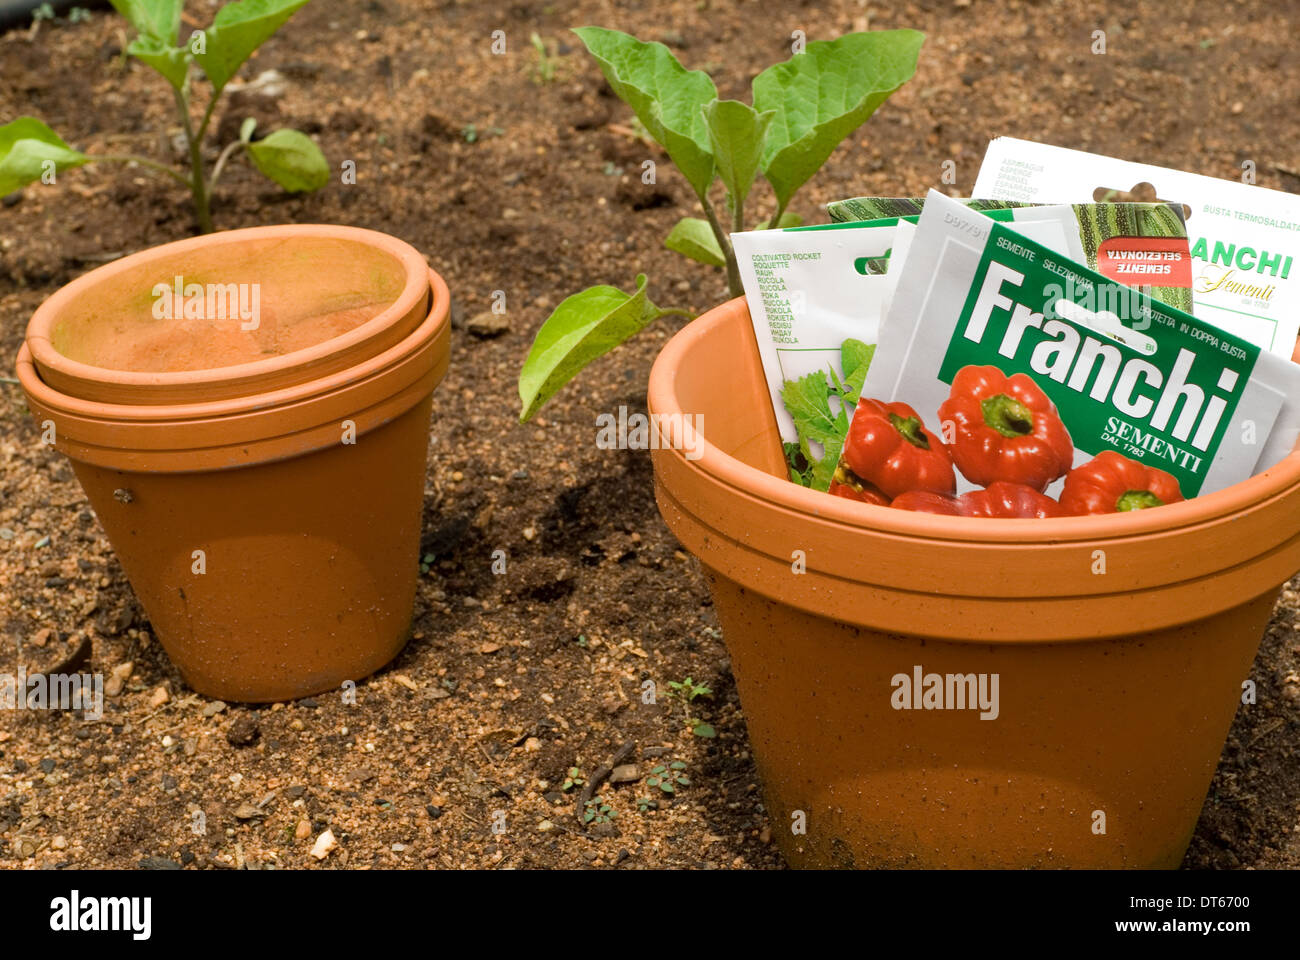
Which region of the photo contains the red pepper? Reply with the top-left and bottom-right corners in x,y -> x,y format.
937,365 -> 1074,492
893,481 -> 1064,518
1059,451 -> 1184,515
842,398 -> 955,499
828,463 -> 891,506
961,481 -> 1065,518
891,490 -> 963,515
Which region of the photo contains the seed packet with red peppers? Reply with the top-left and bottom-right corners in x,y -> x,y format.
862,190 -> 1300,501
734,196 -> 1198,492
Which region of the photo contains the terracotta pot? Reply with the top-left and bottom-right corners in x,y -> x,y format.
16,229 -> 451,703
647,297 -> 1300,869
27,224 -> 431,406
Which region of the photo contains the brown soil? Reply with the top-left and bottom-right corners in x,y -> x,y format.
1,0 -> 1298,870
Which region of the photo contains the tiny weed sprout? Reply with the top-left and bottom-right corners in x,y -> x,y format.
667,677 -> 716,737
561,767 -> 586,792
530,32 -> 557,84
646,761 -> 690,794
667,676 -> 712,703
0,0 -> 329,233
517,26 -> 923,421
582,796 -> 616,824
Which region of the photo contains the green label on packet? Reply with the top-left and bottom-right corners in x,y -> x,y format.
937,222 -> 1258,496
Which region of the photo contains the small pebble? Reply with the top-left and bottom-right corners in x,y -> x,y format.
310,829 -> 337,860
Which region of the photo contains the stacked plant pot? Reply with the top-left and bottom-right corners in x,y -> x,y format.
648,297 -> 1300,869
16,225 -> 451,702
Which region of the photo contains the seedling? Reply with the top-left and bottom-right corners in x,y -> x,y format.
0,0 -> 329,233
31,4 -> 55,22
582,795 -> 616,824
418,553 -> 436,575
69,7 -> 92,23
517,26 -> 923,421
561,767 -> 585,792
667,677 -> 716,738
635,795 -> 658,813
461,123 -> 504,144
667,677 -> 712,702
646,761 -> 689,794
530,32 -> 557,84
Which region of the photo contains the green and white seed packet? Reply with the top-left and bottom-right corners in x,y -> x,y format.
974,136 -> 1300,358
732,198 -> 1195,463
865,190 -> 1300,499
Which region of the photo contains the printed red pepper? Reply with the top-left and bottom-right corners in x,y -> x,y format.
842,398 -> 955,500
961,481 -> 1065,518
1059,451 -> 1184,515
891,490 -> 963,515
892,481 -> 1064,519
828,462 -> 891,506
937,365 -> 1074,492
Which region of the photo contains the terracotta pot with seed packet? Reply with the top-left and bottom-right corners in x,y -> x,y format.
16,225 -> 450,702
647,296 -> 1300,869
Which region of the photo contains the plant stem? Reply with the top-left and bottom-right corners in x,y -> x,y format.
174,87 -> 213,233
209,140 -> 244,190
0,376 -> 20,386
90,155 -> 191,187
701,200 -> 743,299
768,195 -> 788,230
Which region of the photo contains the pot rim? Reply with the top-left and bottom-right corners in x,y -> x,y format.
648,297 -> 1300,545
25,224 -> 430,401
18,268 -> 451,427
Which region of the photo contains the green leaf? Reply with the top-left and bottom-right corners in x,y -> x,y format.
245,128 -> 328,192
753,29 -> 924,209
702,99 -> 772,214
783,441 -> 813,487
660,781 -> 675,794
0,118 -> 88,196
108,0 -> 182,42
239,117 -> 257,143
840,338 -> 875,403
194,0 -> 313,93
781,370 -> 851,492
517,275 -> 661,422
572,26 -> 716,198
126,33 -> 191,89
664,217 -> 724,268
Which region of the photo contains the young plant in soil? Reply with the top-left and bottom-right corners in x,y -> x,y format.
646,760 -> 690,795
517,26 -> 923,421
0,0 -> 328,232
667,676 -> 716,738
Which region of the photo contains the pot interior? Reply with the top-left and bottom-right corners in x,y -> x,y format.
48,235 -> 410,373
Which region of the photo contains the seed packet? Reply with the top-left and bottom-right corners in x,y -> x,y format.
826,195 -> 1195,313
863,190 -> 1300,499
974,137 -> 1300,358
733,198 -> 1195,489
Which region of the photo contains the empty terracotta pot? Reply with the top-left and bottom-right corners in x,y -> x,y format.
648,297 -> 1300,869
16,226 -> 451,702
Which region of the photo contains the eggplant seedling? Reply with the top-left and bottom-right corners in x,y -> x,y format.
0,0 -> 328,233
517,26 -> 923,421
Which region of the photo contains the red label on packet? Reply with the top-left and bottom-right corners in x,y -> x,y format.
1095,236 -> 1192,288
